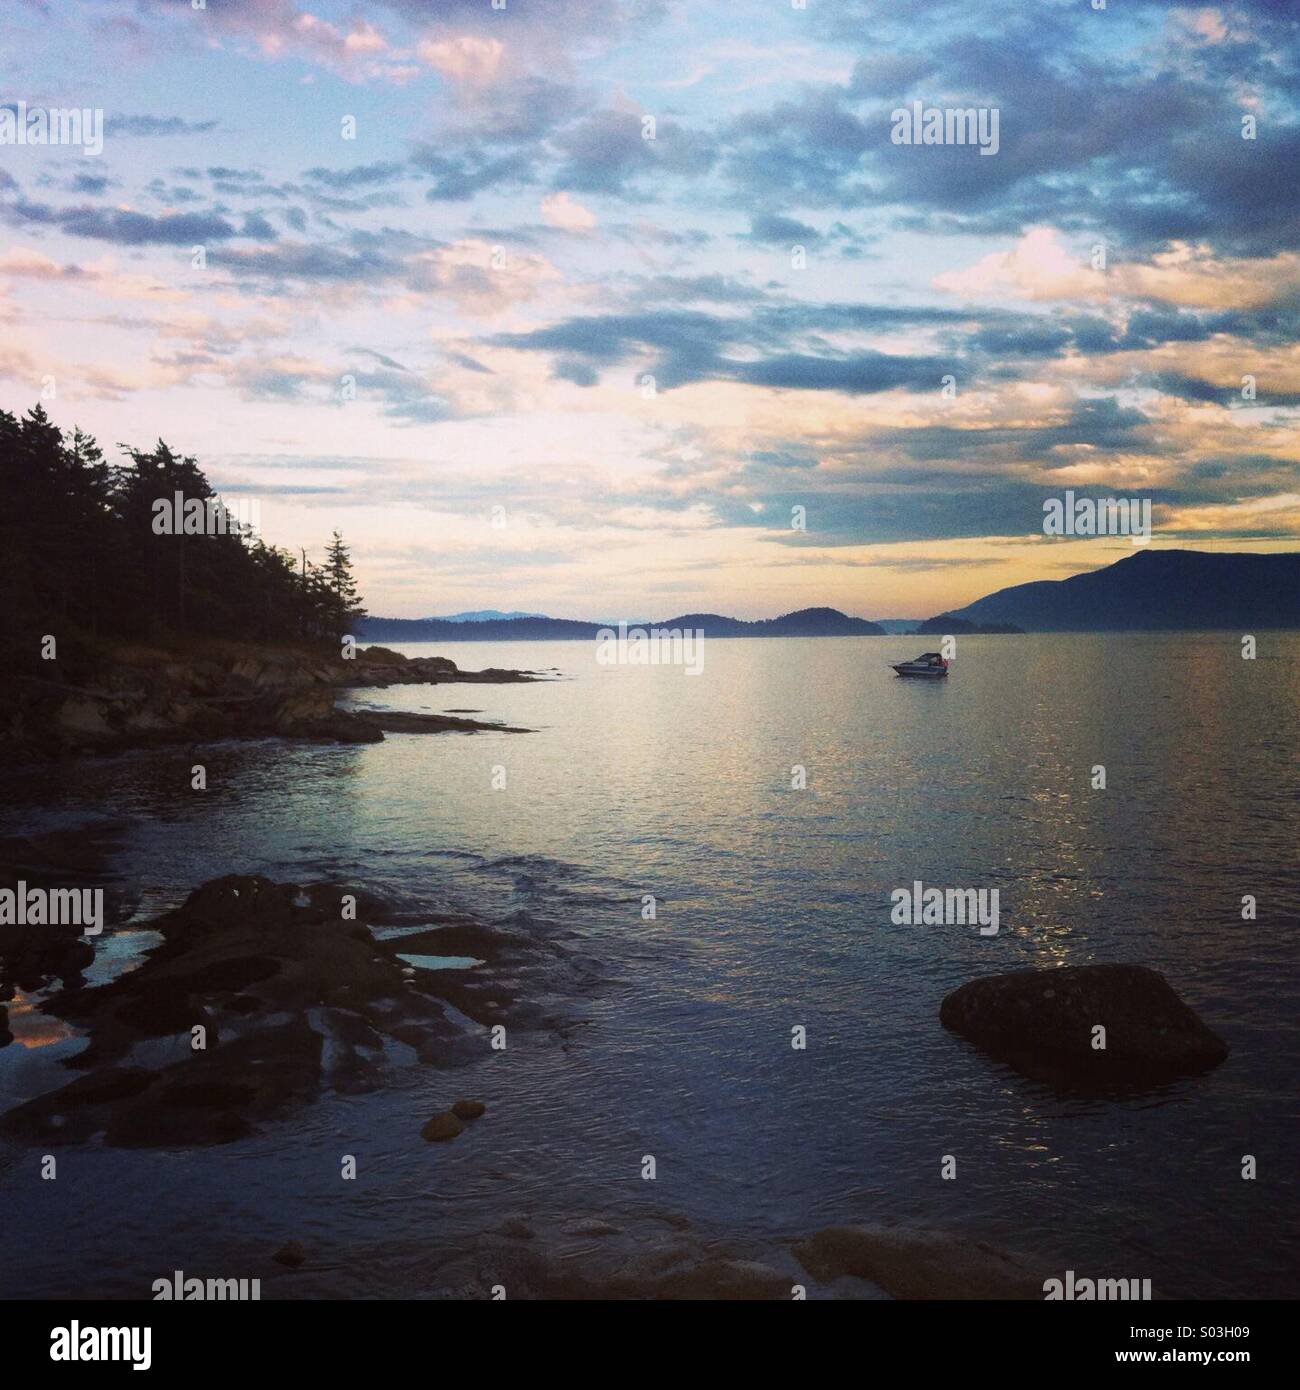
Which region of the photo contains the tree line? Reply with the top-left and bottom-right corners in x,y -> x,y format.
0,405 -> 365,670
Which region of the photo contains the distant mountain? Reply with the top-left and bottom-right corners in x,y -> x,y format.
872,618 -> 922,634
359,606 -> 885,642
656,607 -> 885,637
430,609 -> 547,622
360,615 -> 602,642
944,550 -> 1300,632
915,615 -> 1024,635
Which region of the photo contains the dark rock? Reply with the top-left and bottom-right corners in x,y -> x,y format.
273,1240 -> 307,1269
105,1105 -> 253,1148
175,954 -> 281,993
351,710 -> 529,736
0,1067 -> 158,1144
379,920 -> 514,964
451,1098 -> 485,1120
420,1111 -> 463,1142
658,1258 -> 791,1300
793,1225 -> 1043,1299
157,1080 -> 256,1109
2,872 -> 574,1149
940,964 -> 1228,1084
5,640 -> 534,760
113,992 -> 198,1037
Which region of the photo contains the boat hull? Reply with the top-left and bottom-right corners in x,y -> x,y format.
891,665 -> 948,678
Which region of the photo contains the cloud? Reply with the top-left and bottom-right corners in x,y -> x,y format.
103,114 -> 219,137
0,248 -> 92,281
413,146 -> 534,202
3,198 -> 257,246
744,212 -> 821,245
540,191 -> 596,231
487,308 -> 952,394
304,162 -> 407,191
418,35 -> 505,85
939,230 -> 1300,310
552,109 -> 716,195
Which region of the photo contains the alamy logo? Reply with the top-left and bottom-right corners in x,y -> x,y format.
152,492 -> 261,536
1043,490 -> 1151,545
0,882 -> 102,934
152,1270 -> 261,1300
890,880 -> 999,935
1,101 -> 103,156
890,101 -> 1000,155
596,622 -> 705,676
49,1323 -> 151,1371
1044,1270 -> 1153,1300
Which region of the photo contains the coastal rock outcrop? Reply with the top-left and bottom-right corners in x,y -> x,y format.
5,641 -> 536,757
1,873 -> 576,1148
940,963 -> 1228,1085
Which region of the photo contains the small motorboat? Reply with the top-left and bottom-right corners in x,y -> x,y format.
891,651 -> 949,678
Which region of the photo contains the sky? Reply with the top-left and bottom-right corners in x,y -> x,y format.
1,0 -> 1298,620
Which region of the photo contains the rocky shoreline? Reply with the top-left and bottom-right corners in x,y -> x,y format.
1,871 -> 576,1146
0,856 -> 1058,1298
0,852 -> 1229,1298
251,1215 -> 1052,1300
3,641 -> 539,758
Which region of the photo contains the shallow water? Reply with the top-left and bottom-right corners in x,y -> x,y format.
2,633 -> 1297,1298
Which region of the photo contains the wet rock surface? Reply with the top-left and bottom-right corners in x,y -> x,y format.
0,873 -> 586,1148
0,825 -> 134,1002
940,963 -> 1229,1086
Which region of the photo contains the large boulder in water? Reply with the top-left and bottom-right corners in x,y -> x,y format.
940,964 -> 1228,1085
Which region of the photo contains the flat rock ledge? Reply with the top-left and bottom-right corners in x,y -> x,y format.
940,963 -> 1228,1087
4,642 -> 536,757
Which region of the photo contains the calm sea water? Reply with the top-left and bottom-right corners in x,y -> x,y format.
2,633 -> 1298,1297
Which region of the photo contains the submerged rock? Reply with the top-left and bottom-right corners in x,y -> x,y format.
940,963 -> 1228,1085
421,1111 -> 464,1142
451,1098 -> 486,1120
273,1240 -> 307,1269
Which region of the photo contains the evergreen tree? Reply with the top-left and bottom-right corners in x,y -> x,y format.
0,404 -> 366,663
323,529 -> 364,636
